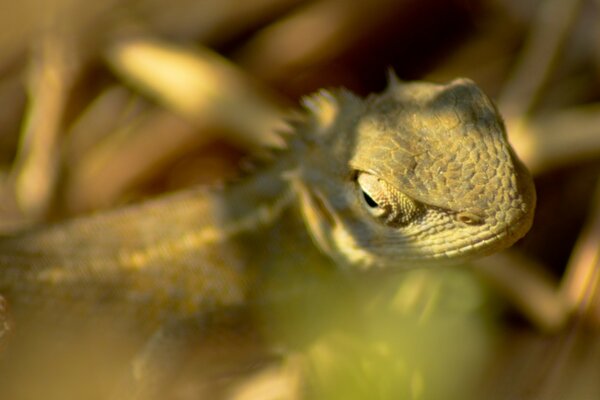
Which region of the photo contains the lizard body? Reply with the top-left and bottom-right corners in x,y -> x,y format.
0,78 -> 535,398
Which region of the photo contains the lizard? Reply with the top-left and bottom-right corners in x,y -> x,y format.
0,77 -> 535,399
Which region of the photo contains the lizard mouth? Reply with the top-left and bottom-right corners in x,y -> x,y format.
298,173 -> 535,270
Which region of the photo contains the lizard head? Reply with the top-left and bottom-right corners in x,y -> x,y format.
290,77 -> 536,269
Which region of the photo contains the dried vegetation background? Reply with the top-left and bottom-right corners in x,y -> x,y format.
0,0 -> 599,399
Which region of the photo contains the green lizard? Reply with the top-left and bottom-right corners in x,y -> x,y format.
0,77 -> 535,399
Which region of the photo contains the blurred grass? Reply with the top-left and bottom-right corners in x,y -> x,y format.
0,0 -> 599,399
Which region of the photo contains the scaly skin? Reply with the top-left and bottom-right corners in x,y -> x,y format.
292,78 -> 534,268
0,78 -> 535,398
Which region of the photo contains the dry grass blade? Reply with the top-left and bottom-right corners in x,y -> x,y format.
106,38 -> 287,151
0,294 -> 11,345
512,104 -> 600,175
64,108 -> 208,213
498,0 -> 584,121
234,0 -> 405,82
561,178 -> 600,327
474,252 -> 569,332
11,34 -> 79,221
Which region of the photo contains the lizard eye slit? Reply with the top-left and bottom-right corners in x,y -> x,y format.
362,191 -> 379,208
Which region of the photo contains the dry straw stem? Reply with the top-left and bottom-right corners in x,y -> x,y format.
0,294 -> 10,344
469,172 -> 600,332
511,105 -> 600,176
118,0 -> 303,44
474,252 -> 569,332
561,179 -> 600,328
234,0 -> 404,81
62,36 -> 295,212
64,105 -> 206,213
106,38 -> 288,151
11,34 -> 79,220
497,0 -> 600,176
497,0 -> 583,120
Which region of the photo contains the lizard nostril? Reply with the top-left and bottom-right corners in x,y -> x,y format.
456,212 -> 484,226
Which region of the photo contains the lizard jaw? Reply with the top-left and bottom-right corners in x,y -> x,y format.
299,186 -> 535,271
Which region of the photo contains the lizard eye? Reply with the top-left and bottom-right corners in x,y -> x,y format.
362,191 -> 379,208
356,172 -> 423,227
